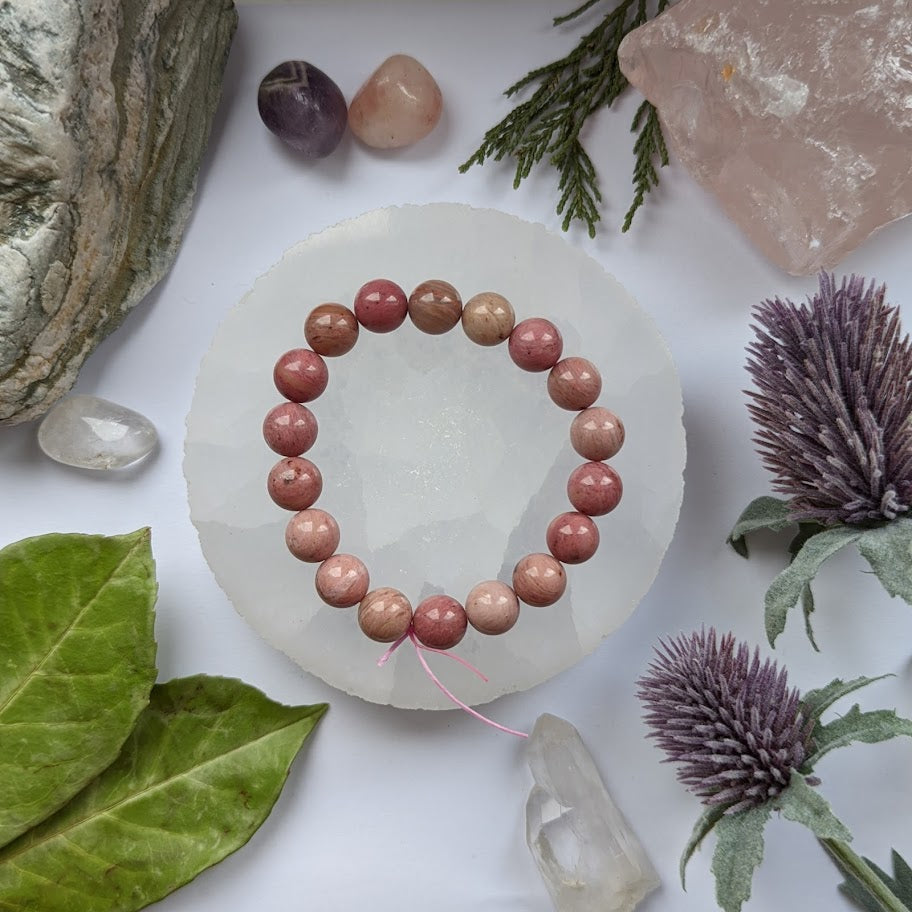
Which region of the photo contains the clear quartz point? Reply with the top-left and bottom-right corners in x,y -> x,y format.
526,713 -> 659,912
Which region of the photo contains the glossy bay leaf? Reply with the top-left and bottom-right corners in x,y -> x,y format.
0,529 -> 157,847
0,675 -> 327,911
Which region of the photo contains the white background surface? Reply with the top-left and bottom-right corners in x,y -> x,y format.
1,2 -> 910,911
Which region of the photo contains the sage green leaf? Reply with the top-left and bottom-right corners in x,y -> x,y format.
800,675 -> 891,722
773,771 -> 851,841
837,849 -> 912,912
801,582 -> 820,652
710,804 -> 772,912
727,496 -> 793,558
857,519 -> 912,605
680,803 -> 726,888
0,675 -> 327,911
0,529 -> 157,848
806,704 -> 912,768
764,525 -> 863,646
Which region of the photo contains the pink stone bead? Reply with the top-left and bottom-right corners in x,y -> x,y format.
464,580 -> 520,635
512,553 -> 567,607
408,280 -> 462,334
353,279 -> 408,333
567,462 -> 623,516
546,511 -> 600,565
508,318 -> 564,372
358,587 -> 413,642
267,457 -> 323,511
413,595 -> 468,649
305,303 -> 359,357
263,402 -> 318,456
547,357 -> 602,411
315,553 -> 370,608
570,407 -> 625,461
462,292 -> 515,346
285,508 -> 340,563
273,348 -> 329,403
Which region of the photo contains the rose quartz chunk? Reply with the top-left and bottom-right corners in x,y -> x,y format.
567,462 -> 623,516
349,54 -> 443,150
305,303 -> 359,357
358,587 -> 413,642
512,553 -> 567,608
570,407 -> 625,461
267,457 -> 323,511
273,348 -> 329,403
316,553 -> 370,608
413,595 -> 468,649
285,508 -> 339,563
509,318 -> 564,372
462,292 -> 515,346
547,512 -> 600,565
263,402 -> 318,456
465,580 -> 520,635
354,278 -> 408,333
408,280 -> 462,335
547,357 -> 602,411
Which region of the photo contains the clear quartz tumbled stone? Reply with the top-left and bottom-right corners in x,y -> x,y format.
37,394 -> 157,469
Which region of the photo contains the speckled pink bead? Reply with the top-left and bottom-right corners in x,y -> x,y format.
315,553 -> 370,608
353,279 -> 408,333
547,357 -> 602,411
508,318 -> 564,372
304,303 -> 359,357
358,587 -> 413,642
408,280 -> 462,334
263,402 -> 318,456
285,508 -> 340,563
413,595 -> 468,649
512,553 -> 567,607
465,581 -> 520,635
567,461 -> 623,516
547,511 -> 600,564
273,348 -> 329,403
570,407 -> 625,461
267,457 -> 323,510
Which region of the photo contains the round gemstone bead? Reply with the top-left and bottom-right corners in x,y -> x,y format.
285,508 -> 339,563
570,407 -> 625,461
508,318 -> 564,372
267,457 -> 323,510
464,581 -> 520,635
257,61 -> 347,158
547,357 -> 602,411
315,553 -> 370,608
304,303 -> 359,357
413,595 -> 468,649
273,348 -> 329,403
263,402 -> 318,456
546,512 -> 600,564
358,587 -> 413,642
408,280 -> 462,335
512,553 -> 567,607
354,279 -> 408,333
567,462 -> 623,516
461,292 -> 515,346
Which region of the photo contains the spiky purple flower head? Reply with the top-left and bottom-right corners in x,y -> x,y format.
638,629 -> 814,814
746,273 -> 912,525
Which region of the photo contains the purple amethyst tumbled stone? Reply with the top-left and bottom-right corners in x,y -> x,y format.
257,61 -> 347,158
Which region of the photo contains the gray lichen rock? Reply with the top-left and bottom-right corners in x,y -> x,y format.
0,0 -> 238,425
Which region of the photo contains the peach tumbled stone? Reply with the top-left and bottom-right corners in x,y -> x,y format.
354,278 -> 408,333
285,508 -> 339,563
547,357 -> 602,411
461,292 -> 515,346
358,587 -> 413,643
512,553 -> 567,607
413,595 -> 468,649
263,402 -> 318,456
465,580 -> 520,635
570,407 -> 625,461
408,280 -> 462,335
547,511 -> 600,565
508,318 -> 564,372
567,461 -> 623,516
305,303 -> 359,357
348,54 -> 443,149
315,553 -> 370,608
273,348 -> 328,403
267,457 -> 323,511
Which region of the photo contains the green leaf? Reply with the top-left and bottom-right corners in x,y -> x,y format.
830,845 -> 912,912
764,525 -> 863,646
857,519 -> 912,605
773,772 -> 852,841
801,582 -> 820,651
0,530 -> 157,848
680,803 -> 726,888
710,804 -> 772,912
0,675 -> 327,911
800,676 -> 892,722
806,704 -> 912,768
727,496 -> 793,558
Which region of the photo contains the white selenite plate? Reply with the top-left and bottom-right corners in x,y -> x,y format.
184,203 -> 685,709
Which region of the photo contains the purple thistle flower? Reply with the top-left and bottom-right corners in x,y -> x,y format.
746,273 -> 912,525
637,629 -> 814,814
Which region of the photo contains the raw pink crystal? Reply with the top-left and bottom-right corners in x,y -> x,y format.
618,0 -> 912,275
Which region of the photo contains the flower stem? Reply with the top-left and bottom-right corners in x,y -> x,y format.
819,838 -> 911,912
